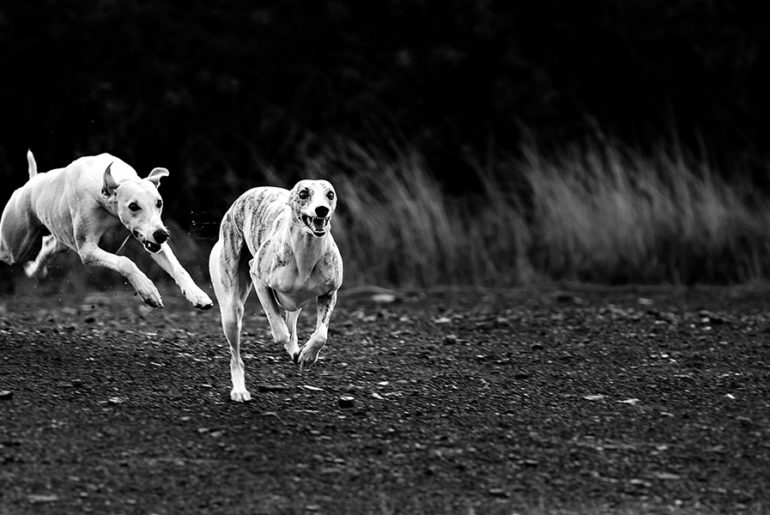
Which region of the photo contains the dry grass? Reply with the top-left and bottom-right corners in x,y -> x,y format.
7,138 -> 770,292
294,138 -> 770,287
521,142 -> 770,283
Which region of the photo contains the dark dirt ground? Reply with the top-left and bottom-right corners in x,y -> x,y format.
1,279 -> 769,514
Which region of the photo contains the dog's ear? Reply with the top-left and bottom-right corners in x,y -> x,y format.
101,162 -> 119,197
146,167 -> 169,188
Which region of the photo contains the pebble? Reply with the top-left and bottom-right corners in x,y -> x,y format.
371,293 -> 397,304
0,390 -> 12,400
28,494 -> 59,504
338,396 -> 355,408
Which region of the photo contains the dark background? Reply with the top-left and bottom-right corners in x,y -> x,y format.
1,0 -> 768,229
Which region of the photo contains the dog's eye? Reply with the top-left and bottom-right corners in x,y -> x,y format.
298,189 -> 309,200
128,202 -> 141,212
156,200 -> 163,209
327,191 -> 335,200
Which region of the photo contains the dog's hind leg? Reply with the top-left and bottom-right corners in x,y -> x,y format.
209,240 -> 253,401
24,234 -> 66,278
0,188 -> 44,265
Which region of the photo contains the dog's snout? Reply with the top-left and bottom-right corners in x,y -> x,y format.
315,206 -> 330,218
153,229 -> 169,244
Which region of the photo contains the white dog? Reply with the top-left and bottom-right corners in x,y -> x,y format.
0,151 -> 213,309
209,180 -> 343,402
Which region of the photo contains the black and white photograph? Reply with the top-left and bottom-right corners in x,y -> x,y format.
0,2 -> 769,513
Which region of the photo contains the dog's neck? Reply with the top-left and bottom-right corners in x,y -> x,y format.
289,222 -> 329,280
101,194 -> 119,217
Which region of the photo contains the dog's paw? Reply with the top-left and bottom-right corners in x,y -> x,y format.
230,389 -> 252,402
23,261 -> 47,279
284,340 -> 300,363
135,282 -> 164,308
141,294 -> 164,308
296,345 -> 322,372
185,288 -> 214,310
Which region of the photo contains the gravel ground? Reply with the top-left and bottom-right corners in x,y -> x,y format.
1,282 -> 769,514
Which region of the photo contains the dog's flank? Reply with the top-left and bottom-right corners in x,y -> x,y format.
0,151 -> 213,310
209,180 -> 343,402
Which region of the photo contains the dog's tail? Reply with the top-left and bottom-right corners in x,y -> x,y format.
27,149 -> 38,178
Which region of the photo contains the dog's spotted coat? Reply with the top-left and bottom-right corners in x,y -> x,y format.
209,180 -> 343,402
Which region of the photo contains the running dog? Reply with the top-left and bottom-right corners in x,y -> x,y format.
209,180 -> 343,402
0,151 -> 213,309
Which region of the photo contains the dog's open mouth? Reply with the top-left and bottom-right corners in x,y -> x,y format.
143,241 -> 162,253
131,230 -> 164,253
301,215 -> 330,237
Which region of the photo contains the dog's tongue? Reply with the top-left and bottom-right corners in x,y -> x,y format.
312,217 -> 326,231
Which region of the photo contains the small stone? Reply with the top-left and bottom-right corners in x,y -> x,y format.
371,293 -> 397,304
0,390 -> 12,400
488,488 -> 508,498
556,293 -> 582,304
338,396 -> 355,408
443,334 -> 458,345
736,416 -> 754,427
300,385 -> 324,392
257,384 -> 289,392
28,494 -> 59,504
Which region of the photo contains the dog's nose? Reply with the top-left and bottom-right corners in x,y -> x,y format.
153,229 -> 169,244
315,206 -> 329,218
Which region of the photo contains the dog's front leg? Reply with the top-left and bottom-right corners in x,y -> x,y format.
297,290 -> 337,371
150,244 -> 214,309
253,283 -> 295,360
78,242 -> 163,307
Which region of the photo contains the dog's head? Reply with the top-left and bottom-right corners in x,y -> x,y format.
289,180 -> 337,237
102,163 -> 170,253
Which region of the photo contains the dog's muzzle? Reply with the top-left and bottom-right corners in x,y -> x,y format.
301,215 -> 331,237
143,241 -> 162,253
133,229 -> 168,253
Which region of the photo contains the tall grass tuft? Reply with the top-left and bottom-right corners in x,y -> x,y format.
266,139 -> 533,287
522,141 -> 770,283
4,138 -> 769,294
287,138 -> 770,287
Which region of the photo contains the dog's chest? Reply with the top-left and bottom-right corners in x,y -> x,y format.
257,241 -> 336,310
268,260 -> 334,310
